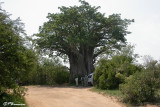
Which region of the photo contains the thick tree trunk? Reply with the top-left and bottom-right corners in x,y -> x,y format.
68,52 -> 94,83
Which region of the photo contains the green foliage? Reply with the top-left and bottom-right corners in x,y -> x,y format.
120,60 -> 160,104
13,86 -> 28,97
94,45 -> 141,89
15,48 -> 38,85
0,6 -> 37,107
0,92 -> 27,107
0,8 -> 22,93
90,87 -> 122,98
120,70 -> 160,104
53,67 -> 70,84
36,1 -> 133,55
94,60 -> 121,89
35,0 -> 133,81
36,3 -> 133,56
28,58 -> 70,85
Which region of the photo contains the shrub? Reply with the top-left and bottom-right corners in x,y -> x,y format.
53,66 -> 70,84
0,92 -> 27,107
94,56 -> 140,89
31,65 -> 70,85
94,60 -> 120,89
120,69 -> 160,104
0,86 -> 28,106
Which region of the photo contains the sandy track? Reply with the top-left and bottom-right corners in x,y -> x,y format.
25,86 -> 124,107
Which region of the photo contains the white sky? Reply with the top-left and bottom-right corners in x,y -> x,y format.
1,0 -> 160,63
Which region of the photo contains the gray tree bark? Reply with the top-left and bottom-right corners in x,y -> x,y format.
68,50 -> 94,83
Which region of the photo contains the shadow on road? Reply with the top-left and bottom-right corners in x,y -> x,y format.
26,85 -> 93,90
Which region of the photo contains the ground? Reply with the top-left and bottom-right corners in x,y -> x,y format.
24,86 -> 159,107
24,86 -> 125,107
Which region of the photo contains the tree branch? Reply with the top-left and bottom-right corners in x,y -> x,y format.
93,47 -> 106,58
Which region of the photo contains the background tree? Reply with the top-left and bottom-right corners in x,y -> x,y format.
25,57 -> 69,85
142,55 -> 158,69
35,0 -> 133,82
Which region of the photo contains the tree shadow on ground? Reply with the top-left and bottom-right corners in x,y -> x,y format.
27,84 -> 93,90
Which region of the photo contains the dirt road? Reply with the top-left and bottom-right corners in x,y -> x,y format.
25,86 -> 124,107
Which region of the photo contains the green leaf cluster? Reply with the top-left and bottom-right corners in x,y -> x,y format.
120,60 -> 160,104
0,5 -> 37,94
94,45 -> 141,89
35,0 -> 133,58
29,58 -> 70,85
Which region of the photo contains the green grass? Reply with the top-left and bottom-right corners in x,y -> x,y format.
90,87 -> 123,98
0,93 -> 27,107
90,88 -> 160,107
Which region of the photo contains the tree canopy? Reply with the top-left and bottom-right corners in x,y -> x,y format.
35,0 -> 133,81
0,5 -> 37,93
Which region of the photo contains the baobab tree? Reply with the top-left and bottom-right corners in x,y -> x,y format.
35,0 -> 133,82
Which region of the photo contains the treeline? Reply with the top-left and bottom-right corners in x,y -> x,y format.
23,58 -> 69,85
94,45 -> 160,105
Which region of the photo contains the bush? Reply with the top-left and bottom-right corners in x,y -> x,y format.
29,64 -> 70,85
0,86 -> 28,106
0,4 -> 37,96
94,60 -> 120,89
120,70 -> 160,104
94,57 -> 140,89
0,93 -> 27,107
53,66 -> 70,84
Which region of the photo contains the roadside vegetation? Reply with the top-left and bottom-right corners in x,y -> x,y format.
0,3 -> 69,106
1,1 -> 160,106
0,4 -> 31,106
0,87 -> 28,107
25,58 -> 70,86
90,87 -> 122,98
93,45 -> 160,106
